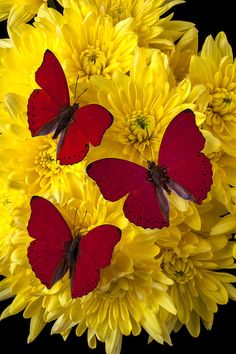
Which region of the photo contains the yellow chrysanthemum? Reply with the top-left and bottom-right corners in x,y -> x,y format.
200,129 -> 233,212
169,26 -> 198,81
189,32 -> 236,213
159,224 -> 236,337
190,32 -> 236,157
50,249 -> 176,353
88,48 -> 206,160
83,48 -> 208,224
0,0 -> 46,26
34,3 -> 138,83
0,1 -> 236,353
0,3 -> 137,100
59,0 -> 194,51
207,148 -> 236,214
0,94 -> 86,199
0,178 -> 177,353
0,181 -> 26,260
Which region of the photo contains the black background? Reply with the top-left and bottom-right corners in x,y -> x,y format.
0,0 -> 235,353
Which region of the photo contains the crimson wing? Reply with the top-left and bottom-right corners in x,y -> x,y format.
27,89 -> 60,136
57,124 -> 90,165
27,196 -> 72,288
124,183 -> 169,229
71,225 -> 121,297
86,158 -> 148,201
57,104 -> 113,165
34,49 -> 70,107
27,50 -> 70,137
158,109 -> 212,203
86,158 -> 169,229
75,104 -> 113,146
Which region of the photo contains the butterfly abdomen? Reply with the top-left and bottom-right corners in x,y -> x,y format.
66,236 -> 80,267
53,103 -> 79,139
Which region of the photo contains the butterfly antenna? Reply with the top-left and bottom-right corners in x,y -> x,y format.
73,75 -> 88,103
79,210 -> 88,231
145,126 -> 154,161
127,137 -> 148,161
72,209 -> 88,238
73,75 -> 80,102
72,208 -> 78,231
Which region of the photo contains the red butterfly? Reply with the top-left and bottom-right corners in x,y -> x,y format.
27,196 -> 121,297
27,49 -> 113,165
87,110 -> 213,229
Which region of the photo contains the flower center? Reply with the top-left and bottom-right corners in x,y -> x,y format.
128,111 -> 155,151
206,87 -> 236,126
80,46 -> 107,76
106,0 -> 132,24
34,142 -> 61,175
161,252 -> 196,284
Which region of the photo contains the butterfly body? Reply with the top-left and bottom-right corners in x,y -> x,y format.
51,235 -> 80,289
27,50 -> 113,164
87,110 -> 213,229
27,196 -> 121,297
147,161 -> 170,194
52,102 -> 79,139
66,235 -> 80,268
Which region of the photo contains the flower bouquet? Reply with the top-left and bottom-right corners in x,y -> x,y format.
0,1 -> 235,353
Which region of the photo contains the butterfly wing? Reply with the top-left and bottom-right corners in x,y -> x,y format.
56,104 -> 113,165
56,123 -> 89,165
27,196 -> 72,288
86,158 -> 148,201
87,158 -> 169,229
35,49 -> 70,107
27,89 -> 60,136
71,225 -> 121,297
124,182 -> 169,229
75,104 -> 113,146
27,49 -> 70,137
158,109 -> 212,203
166,153 -> 212,203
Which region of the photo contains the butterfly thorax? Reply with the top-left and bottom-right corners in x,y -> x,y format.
53,103 -> 79,139
66,235 -> 80,267
147,161 -> 171,194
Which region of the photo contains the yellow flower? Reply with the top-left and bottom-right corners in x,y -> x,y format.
88,47 -> 206,160
210,152 -> 236,214
0,2 -> 235,353
189,32 -> 236,212
169,26 -> 198,81
0,4 -> 137,100
0,181 -> 26,260
51,248 -> 176,353
59,0 -> 194,51
0,94 -> 86,199
34,3 -> 137,83
189,32 -> 236,157
0,25 -> 56,100
159,224 -> 236,337
84,48 -> 207,224
0,0 -> 45,26
0,178 -> 177,353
